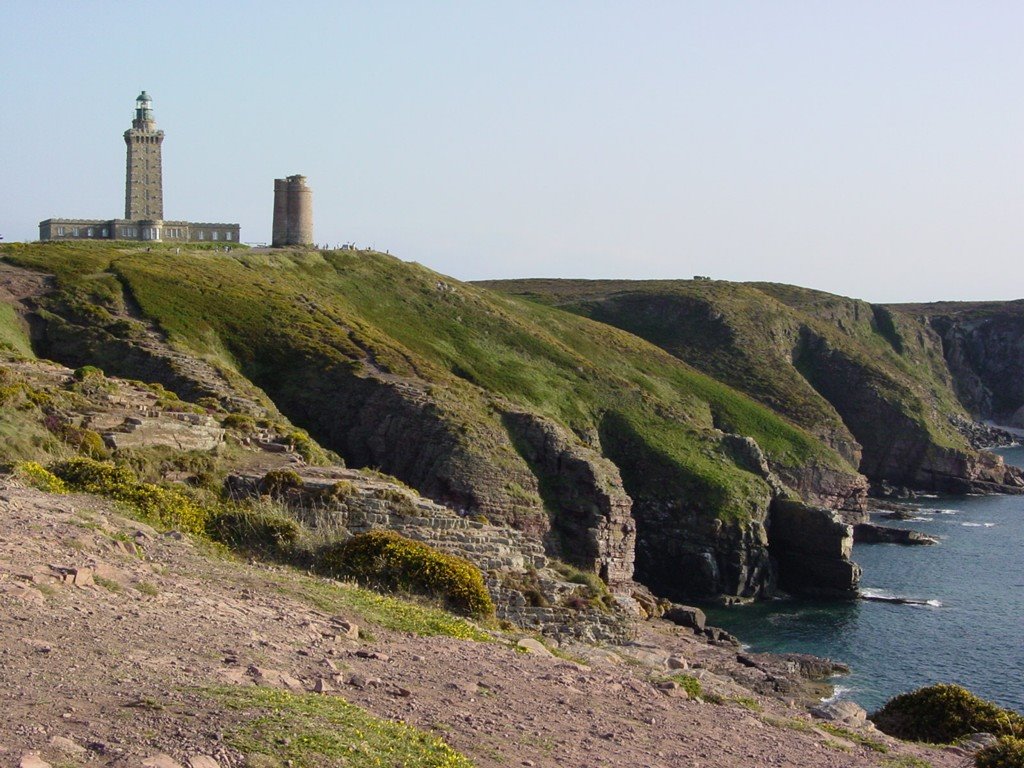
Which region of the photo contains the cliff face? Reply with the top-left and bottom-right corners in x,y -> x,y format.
769,500 -> 860,599
12,244 -> 1014,606
502,411 -> 636,585
5,245 -> 855,605
894,302 -> 1024,429
483,278 -> 1023,497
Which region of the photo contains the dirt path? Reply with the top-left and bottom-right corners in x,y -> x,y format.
0,479 -> 963,768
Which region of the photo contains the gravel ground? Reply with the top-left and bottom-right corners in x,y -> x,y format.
0,478 -> 965,768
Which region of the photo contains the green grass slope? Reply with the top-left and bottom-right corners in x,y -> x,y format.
1,242 -> 849,524
480,277 -> 993,493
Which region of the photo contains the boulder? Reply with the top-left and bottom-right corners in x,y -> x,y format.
141,756 -> 184,768
811,699 -> 868,728
957,733 -> 1000,754
703,626 -> 740,646
48,736 -> 86,756
662,604 -> 706,632
516,638 -> 554,657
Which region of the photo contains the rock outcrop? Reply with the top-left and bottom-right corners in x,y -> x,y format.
225,466 -> 639,642
100,413 -> 225,452
768,499 -> 861,599
919,304 -> 1024,426
853,523 -> 938,546
279,371 -> 552,536
226,467 -> 549,573
502,410 -> 635,586
630,496 -> 775,602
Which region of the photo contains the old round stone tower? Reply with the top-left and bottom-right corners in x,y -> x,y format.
124,91 -> 164,221
271,175 -> 313,247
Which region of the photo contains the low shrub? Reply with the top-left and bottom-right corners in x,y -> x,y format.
72,365 -> 104,382
284,430 -> 328,464
50,457 -> 209,536
318,530 -> 495,619
260,468 -> 304,498
501,569 -> 550,608
676,674 -> 702,699
871,684 -> 1024,744
551,560 -> 615,612
222,413 -> 257,431
71,365 -> 110,396
207,504 -> 304,557
66,426 -> 109,459
0,367 -> 24,405
43,415 -> 109,459
13,461 -> 68,494
976,736 -> 1024,768
195,396 -> 225,413
328,480 -> 358,499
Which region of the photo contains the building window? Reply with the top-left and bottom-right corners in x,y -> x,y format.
101,228 -> 108,237
86,228 -> 93,237
56,226 -> 65,236
212,231 -> 219,241
198,231 -> 204,240
72,227 -> 79,236
226,232 -> 233,241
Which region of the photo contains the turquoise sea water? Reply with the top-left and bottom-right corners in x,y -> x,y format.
706,446 -> 1024,714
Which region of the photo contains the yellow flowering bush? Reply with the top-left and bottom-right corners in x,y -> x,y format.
319,530 -> 495,619
50,456 -> 208,536
13,461 -> 68,494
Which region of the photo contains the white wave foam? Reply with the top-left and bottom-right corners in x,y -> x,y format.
961,522 -> 996,528
861,588 -> 940,607
860,587 -> 894,599
820,685 -> 853,704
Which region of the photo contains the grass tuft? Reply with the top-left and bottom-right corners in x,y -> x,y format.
207,685 -> 474,768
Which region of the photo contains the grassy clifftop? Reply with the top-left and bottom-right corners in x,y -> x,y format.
7,242 -> 1017,601
479,277 -> 1006,493
0,243 -> 851,527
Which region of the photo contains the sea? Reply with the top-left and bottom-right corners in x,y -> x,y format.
706,446 -> 1024,714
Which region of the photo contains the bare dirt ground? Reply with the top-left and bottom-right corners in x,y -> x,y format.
0,478 -> 966,768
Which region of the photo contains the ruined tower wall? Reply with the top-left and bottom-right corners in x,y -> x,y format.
271,178 -> 289,247
271,175 -> 313,246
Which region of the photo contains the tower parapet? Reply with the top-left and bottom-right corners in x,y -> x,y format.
271,175 -> 313,247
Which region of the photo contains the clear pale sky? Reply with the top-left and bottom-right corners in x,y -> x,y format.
2,2 -> 1021,303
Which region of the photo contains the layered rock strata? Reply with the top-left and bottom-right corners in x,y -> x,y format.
502,410 -> 635,585
768,499 -> 861,599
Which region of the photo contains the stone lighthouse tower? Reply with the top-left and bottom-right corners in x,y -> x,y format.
271,175 -> 313,247
124,91 -> 164,220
